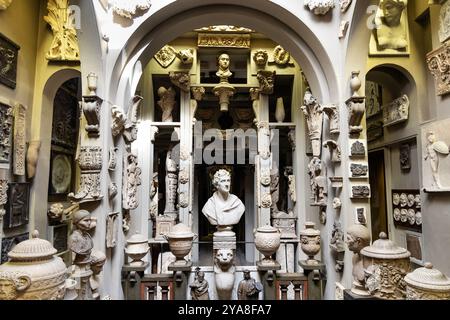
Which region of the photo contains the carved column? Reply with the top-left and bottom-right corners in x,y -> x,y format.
0,179 -> 8,238
13,103 -> 27,176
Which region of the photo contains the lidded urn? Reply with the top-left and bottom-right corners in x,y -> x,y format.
165,223 -> 197,266
0,231 -> 67,300
404,263 -> 450,300
125,232 -> 149,266
361,232 -> 411,299
300,222 -> 321,265
254,225 -> 281,268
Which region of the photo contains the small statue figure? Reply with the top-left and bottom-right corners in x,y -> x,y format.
216,53 -> 233,82
157,87 -> 176,122
202,170 -> 245,233
330,221 -> 345,252
90,250 -> 106,300
237,270 -> 262,300
69,210 -> 96,266
270,166 -> 280,214
164,149 -> 178,215
308,157 -> 327,206
424,131 -> 449,189
190,268 -> 209,300
149,173 -> 159,220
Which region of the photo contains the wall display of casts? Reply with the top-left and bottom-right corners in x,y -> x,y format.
369,0 -> 410,56
421,119 -> 450,192
3,182 -> 30,229
0,33 -> 20,89
365,81 -> 382,119
49,150 -> 73,196
0,102 -> 13,164
1,232 -> 28,264
392,190 -> 422,232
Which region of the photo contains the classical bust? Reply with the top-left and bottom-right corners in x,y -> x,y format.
202,170 -> 245,233
216,53 -> 233,82
375,0 -> 408,50
346,224 -> 371,295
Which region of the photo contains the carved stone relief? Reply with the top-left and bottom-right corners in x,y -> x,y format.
108,147 -> 118,171
44,0 -> 80,61
68,146 -> 103,203
178,192 -> 189,209
149,173 -> 158,220
304,0 -> 335,15
323,105 -> 340,135
123,153 -> 142,210
426,41 -> 450,96
0,0 -> 12,10
323,140 -> 341,163
340,0 -> 352,13
0,179 -> 8,237
176,48 -> 194,65
272,211 -> 297,239
271,45 -> 293,66
339,21 -> 350,39
383,94 -> 409,126
439,0 -> 450,43
157,87 -> 177,122
111,105 -> 127,137
169,71 -> 190,93
82,75 -> 103,138
350,140 -> 366,158
253,50 -> 268,67
257,71 -> 276,95
0,33 -> 20,89
0,103 -> 13,164
4,182 -> 30,229
356,208 -> 367,225
301,90 -> 324,157
198,33 -> 251,49
164,149 -> 178,215
351,185 -> 371,199
154,45 -> 176,68
260,168 -> 271,187
108,182 -> 118,200
287,174 -> 297,205
350,163 -> 369,178
400,143 -> 411,171
308,157 -> 327,207
106,212 -> 119,249
261,193 -> 272,209
110,0 -> 151,19
123,96 -> 143,145
13,104 -> 26,176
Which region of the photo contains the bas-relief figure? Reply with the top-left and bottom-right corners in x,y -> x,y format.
176,48 -> 194,65
237,270 -> 262,300
308,157 -> 327,207
424,130 -> 450,190
270,166 -> 280,214
0,103 -> 13,163
400,143 -> 411,171
340,0 -> 352,13
253,50 -> 268,67
301,90 -> 324,158
123,153 -> 142,210
372,0 -> 409,53
190,268 -> 209,300
157,87 -> 176,122
13,104 -> 26,176
202,170 -> 245,234
111,105 -> 127,137
346,224 -> 371,296
44,0 -> 80,61
383,94 -> 409,127
154,45 -> 176,68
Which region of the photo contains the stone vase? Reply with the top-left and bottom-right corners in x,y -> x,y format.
275,97 -> 286,123
26,141 -> 41,179
350,71 -> 361,97
254,225 -> 281,265
165,223 -> 196,266
125,232 -> 149,266
404,263 -> 450,300
300,222 -> 321,265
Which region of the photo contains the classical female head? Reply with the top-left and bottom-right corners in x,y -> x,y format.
213,169 -> 231,194
380,0 -> 407,27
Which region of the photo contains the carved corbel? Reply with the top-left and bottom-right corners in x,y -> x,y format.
123,96 -> 143,145
82,95 -> 103,137
323,140 -> 341,163
169,71 -> 190,93
323,104 -> 340,135
107,212 -> 119,248
346,96 -> 366,135
257,71 -> 276,95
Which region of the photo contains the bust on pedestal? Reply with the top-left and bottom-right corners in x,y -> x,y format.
346,224 -> 371,296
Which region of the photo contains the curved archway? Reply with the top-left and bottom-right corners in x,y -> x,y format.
30,68 -> 81,235
109,3 -> 339,108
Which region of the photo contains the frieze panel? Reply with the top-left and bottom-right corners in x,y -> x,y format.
198,33 -> 251,49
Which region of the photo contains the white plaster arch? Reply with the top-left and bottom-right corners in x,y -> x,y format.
30,68 -> 81,235
108,2 -> 340,108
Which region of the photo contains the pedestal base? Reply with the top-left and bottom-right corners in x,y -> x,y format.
344,289 -> 377,300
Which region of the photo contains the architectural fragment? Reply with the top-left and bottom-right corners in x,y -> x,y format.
13,103 -> 26,176
257,70 -> 276,95
111,0 -> 151,19
426,41 -> 450,96
169,71 -> 190,93
123,153 -> 142,210
301,90 -> 324,157
439,0 -> 450,43
383,94 -> 409,126
304,0 -> 335,15
0,0 -> 12,10
44,0 -> 80,61
154,45 -> 176,68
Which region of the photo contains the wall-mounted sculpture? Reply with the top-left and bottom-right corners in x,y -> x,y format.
323,140 -> 341,163
157,87 -> 177,122
426,41 -> 450,96
301,90 -> 324,157
253,50 -> 268,67
13,104 -> 26,176
26,141 -> 41,179
304,0 -> 335,15
108,182 -> 118,200
300,222 -> 321,265
0,179 -> 8,237
350,140 -> 366,158
308,157 -> 328,207
0,33 -> 20,89
346,224 -> 371,296
351,185 -> 371,199
106,212 -> 119,248
237,270 -> 262,300
330,221 -> 345,272
68,146 -> 103,203
110,0 -> 151,19
356,208 -> 367,225
111,105 -> 127,137
123,153 -> 142,210
439,0 -> 450,43
214,249 -> 235,300
0,103 -> 13,164
272,45 -> 292,67
257,70 -> 276,95
44,0 -> 80,61
422,128 -> 450,191
286,171 -> 297,205
400,143 -> 411,171
123,96 -> 143,145
164,149 -> 178,216
177,48 -> 194,65
89,250 -> 106,300
383,94 -> 409,126
190,268 -> 210,300
323,104 -> 340,135
108,147 -> 118,171
347,71 -> 366,136
272,210 -> 297,239
154,45 -> 176,68
370,0 -> 409,54
340,0 -> 352,13
350,163 -> 369,178
0,0 -> 12,10
270,166 -> 280,213
169,71 -> 190,93
149,173 -> 158,220
82,73 -> 102,137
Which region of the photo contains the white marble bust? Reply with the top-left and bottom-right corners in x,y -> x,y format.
202,170 -> 245,232
375,0 -> 408,50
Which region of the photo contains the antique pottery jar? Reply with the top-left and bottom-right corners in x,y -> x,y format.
254,225 -> 281,263
125,232 -> 149,266
165,223 -> 197,266
361,232 -> 411,300
404,263 -> 450,300
0,231 -> 67,300
300,222 -> 321,265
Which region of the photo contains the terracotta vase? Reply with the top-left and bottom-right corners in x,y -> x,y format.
300,222 -> 321,265
26,141 -> 41,179
275,97 -> 286,123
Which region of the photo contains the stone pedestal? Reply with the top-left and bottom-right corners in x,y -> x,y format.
344,289 -> 378,300
168,262 -> 193,300
299,260 -> 326,300
121,262 -> 149,301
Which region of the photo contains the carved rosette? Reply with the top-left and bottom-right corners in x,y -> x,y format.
68,147 -> 103,203
13,104 -> 27,176
260,168 -> 271,186
123,153 -> 142,210
272,45 -> 291,66
44,0 -> 80,61
257,71 -> 276,95
426,41 -> 450,96
179,169 -> 189,184
261,193 -> 272,208
169,71 -> 190,93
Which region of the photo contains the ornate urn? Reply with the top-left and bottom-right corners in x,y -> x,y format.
125,232 -> 149,266
361,232 -> 411,300
300,222 -> 321,265
254,225 -> 281,267
165,223 -> 197,266
404,263 -> 450,300
0,231 -> 67,300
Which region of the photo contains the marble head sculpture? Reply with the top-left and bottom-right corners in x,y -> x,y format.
376,0 -> 408,50
202,170 -> 245,233
216,53 -> 233,81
